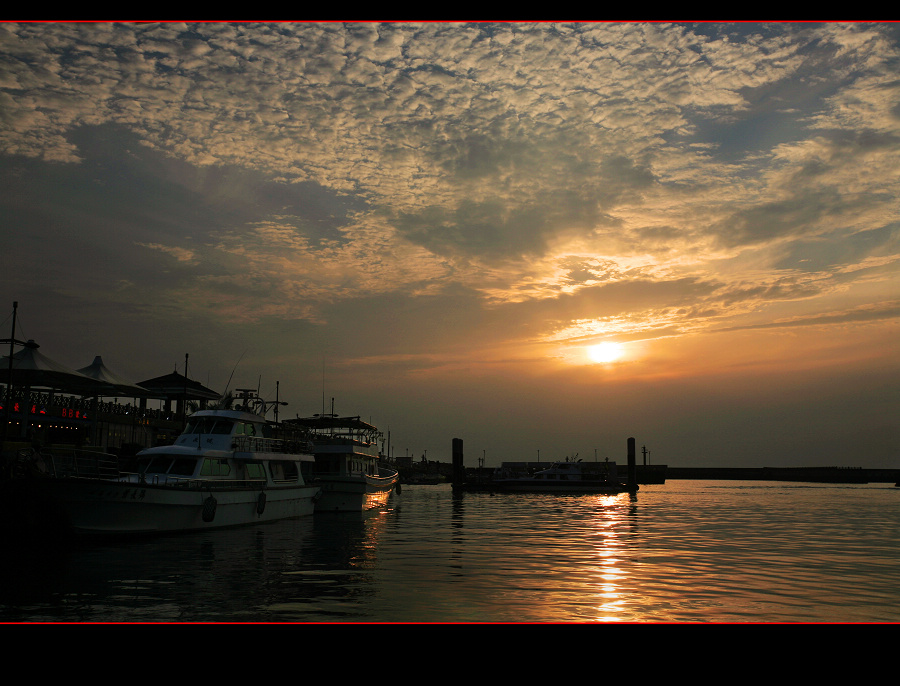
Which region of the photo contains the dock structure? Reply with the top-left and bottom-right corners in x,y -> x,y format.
452,437 -> 661,490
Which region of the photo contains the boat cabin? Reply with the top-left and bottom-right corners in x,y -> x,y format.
532,460 -> 618,482
286,414 -> 383,479
131,409 -> 314,487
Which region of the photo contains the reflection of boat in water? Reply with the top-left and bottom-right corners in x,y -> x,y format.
491,458 -> 636,494
286,414 -> 399,512
21,402 -> 320,535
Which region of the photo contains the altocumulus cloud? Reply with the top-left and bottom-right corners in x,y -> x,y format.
1,21 -> 898,352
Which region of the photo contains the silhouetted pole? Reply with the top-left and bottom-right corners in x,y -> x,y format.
452,437 -> 464,487
2,301 -> 18,452
627,437 -> 638,492
182,353 -> 189,428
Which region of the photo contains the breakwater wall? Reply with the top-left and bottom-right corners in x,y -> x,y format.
667,467 -> 900,483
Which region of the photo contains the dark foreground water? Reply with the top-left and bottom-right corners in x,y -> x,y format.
1,480 -> 898,623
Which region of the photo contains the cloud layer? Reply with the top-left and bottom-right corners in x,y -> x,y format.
2,22 -> 898,465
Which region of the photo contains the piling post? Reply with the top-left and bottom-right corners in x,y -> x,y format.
627,437 -> 638,492
452,438 -> 464,487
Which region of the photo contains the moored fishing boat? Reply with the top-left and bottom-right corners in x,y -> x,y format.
286,414 -> 399,512
490,457 -> 635,494
15,399 -> 320,534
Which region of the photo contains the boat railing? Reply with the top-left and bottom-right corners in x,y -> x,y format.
232,435 -> 311,455
119,472 -> 270,490
313,466 -> 399,481
41,448 -> 120,480
376,466 -> 399,481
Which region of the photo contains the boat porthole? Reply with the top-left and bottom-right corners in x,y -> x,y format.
202,495 -> 217,522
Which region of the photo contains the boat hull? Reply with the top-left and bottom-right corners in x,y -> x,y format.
315,472 -> 399,512
34,478 -> 319,534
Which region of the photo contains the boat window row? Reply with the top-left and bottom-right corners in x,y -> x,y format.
135,457 -> 296,482
184,418 -> 233,435
313,456 -> 376,476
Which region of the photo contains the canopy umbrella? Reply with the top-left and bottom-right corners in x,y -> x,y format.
0,340 -> 105,395
75,356 -> 156,398
136,370 -> 220,402
137,369 -> 221,420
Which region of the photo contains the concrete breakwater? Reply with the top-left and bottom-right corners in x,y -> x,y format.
666,466 -> 900,484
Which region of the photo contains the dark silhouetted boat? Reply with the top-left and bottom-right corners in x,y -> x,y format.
490,457 -> 635,494
287,414 -> 400,512
19,404 -> 320,535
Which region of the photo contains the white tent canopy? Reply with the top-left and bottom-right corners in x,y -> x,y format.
76,356 -> 155,398
1,340 -> 103,394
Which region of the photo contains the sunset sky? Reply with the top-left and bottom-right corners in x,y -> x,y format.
1,22 -> 897,468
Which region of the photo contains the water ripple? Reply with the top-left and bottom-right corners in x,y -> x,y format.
2,481 -> 898,622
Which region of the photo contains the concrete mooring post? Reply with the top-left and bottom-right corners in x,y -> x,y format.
627,437 -> 638,492
452,437 -> 464,487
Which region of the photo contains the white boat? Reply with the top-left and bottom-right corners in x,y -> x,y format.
287,414 -> 399,512
490,457 -> 636,494
23,407 -> 320,534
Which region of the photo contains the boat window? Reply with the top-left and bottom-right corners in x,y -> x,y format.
246,463 -> 265,479
186,418 -> 233,434
200,458 -> 231,477
269,460 -> 298,482
185,419 -> 203,434
236,422 -> 257,436
169,458 -> 197,476
142,457 -> 173,473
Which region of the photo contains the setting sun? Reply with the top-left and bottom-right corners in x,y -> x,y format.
587,342 -> 625,364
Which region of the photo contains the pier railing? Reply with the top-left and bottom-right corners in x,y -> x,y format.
0,387 -> 183,422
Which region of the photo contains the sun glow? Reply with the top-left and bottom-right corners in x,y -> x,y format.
587,342 -> 625,364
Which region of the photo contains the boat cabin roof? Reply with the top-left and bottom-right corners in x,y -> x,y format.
289,414 -> 377,432
181,409 -> 269,436
189,409 -> 266,424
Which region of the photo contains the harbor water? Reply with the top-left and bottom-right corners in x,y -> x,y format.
1,479 -> 899,623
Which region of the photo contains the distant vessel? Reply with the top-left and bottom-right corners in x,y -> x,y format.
490,458 -> 636,494
21,401 -> 320,535
287,414 -> 400,512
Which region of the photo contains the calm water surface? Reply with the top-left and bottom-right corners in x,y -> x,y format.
2,480 -> 898,623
